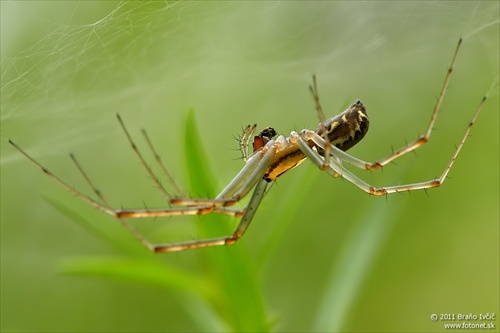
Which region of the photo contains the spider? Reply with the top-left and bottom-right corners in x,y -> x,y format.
9,38 -> 485,253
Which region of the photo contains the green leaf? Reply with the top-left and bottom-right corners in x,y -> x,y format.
60,257 -> 214,298
60,256 -> 226,332
45,195 -> 144,256
183,108 -> 270,332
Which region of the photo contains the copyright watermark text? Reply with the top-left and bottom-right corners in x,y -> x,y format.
430,313 -> 496,330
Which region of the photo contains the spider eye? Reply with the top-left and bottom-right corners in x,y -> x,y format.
252,127 -> 277,152
259,127 -> 277,141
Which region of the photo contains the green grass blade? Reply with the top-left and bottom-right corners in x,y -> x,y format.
60,257 -> 225,332
313,200 -> 402,331
60,257 -> 214,297
45,195 -> 144,255
183,108 -> 269,331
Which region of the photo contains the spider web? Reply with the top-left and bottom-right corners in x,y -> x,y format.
2,1 -> 497,156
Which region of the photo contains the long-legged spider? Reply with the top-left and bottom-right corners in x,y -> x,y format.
9,38 -> 485,253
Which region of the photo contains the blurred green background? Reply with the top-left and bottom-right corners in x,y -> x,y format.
1,2 -> 498,332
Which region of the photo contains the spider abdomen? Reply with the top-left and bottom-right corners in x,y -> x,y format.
317,99 -> 369,152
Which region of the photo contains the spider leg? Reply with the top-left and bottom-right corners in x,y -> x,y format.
116,114 -> 174,200
121,136 -> 278,251
294,92 -> 484,195
116,114 -> 257,215
7,140 -> 246,219
239,124 -> 257,162
171,139 -> 278,207
301,93 -> 485,174
310,74 -> 331,169
70,153 -> 112,208
9,140 -> 117,215
364,38 -> 464,169
153,177 -> 270,252
8,138 -> 254,252
141,127 -> 185,196
69,145 -> 250,218
296,134 -> 436,195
